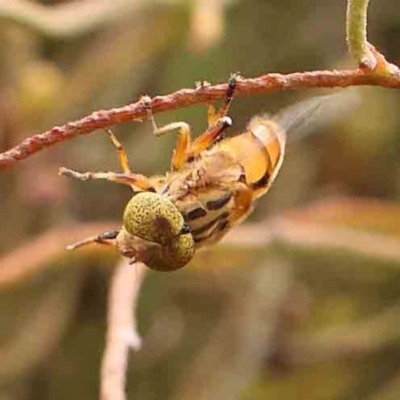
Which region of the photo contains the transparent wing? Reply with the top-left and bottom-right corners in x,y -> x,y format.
272,89 -> 360,144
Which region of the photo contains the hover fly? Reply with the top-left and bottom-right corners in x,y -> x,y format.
60,75 -> 341,271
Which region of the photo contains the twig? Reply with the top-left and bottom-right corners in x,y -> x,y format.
346,0 -> 375,68
1,67 -> 400,170
100,259 -> 147,400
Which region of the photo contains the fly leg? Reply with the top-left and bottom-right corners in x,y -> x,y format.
104,127 -> 132,173
146,105 -> 231,171
103,127 -> 156,191
207,73 -> 237,127
144,74 -> 237,171
59,167 -> 155,192
188,74 -> 237,155
145,103 -> 192,171
67,230 -> 120,250
60,128 -> 155,191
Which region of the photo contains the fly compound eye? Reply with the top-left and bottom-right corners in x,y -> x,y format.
122,191 -> 187,245
120,191 -> 195,271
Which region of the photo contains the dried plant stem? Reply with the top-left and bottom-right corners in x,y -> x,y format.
100,259 -> 147,400
2,67 -> 400,170
346,0 -> 375,68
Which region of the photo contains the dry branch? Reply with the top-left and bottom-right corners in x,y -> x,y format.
1,67 -> 400,170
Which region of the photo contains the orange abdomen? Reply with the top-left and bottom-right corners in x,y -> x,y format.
217,118 -> 285,197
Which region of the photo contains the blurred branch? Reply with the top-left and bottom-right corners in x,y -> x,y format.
2,67 -> 400,169
280,196 -> 400,235
0,222 -> 116,288
269,219 -> 400,265
224,197 -> 400,266
0,0 -> 180,38
278,301 -> 400,366
100,259 -> 147,400
1,197 -> 400,288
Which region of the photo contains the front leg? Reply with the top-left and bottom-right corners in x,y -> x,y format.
67,230 -> 120,250
146,106 -> 192,171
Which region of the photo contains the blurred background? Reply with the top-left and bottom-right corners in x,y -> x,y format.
1,0 -> 400,399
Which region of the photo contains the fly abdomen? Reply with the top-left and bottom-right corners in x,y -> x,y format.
191,211 -> 230,236
205,192 -> 232,211
185,207 -> 207,221
193,213 -> 231,246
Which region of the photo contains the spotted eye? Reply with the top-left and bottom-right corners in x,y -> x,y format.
123,192 -> 186,244
121,191 -> 195,271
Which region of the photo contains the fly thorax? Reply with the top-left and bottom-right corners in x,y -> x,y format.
199,152 -> 242,184
175,187 -> 234,247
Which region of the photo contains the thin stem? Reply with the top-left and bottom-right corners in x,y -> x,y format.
100,259 -> 147,400
346,0 -> 376,68
1,67 -> 400,170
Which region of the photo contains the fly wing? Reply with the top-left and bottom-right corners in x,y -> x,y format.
272,89 -> 360,143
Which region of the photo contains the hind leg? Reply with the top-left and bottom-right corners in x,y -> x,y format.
207,73 -> 237,127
